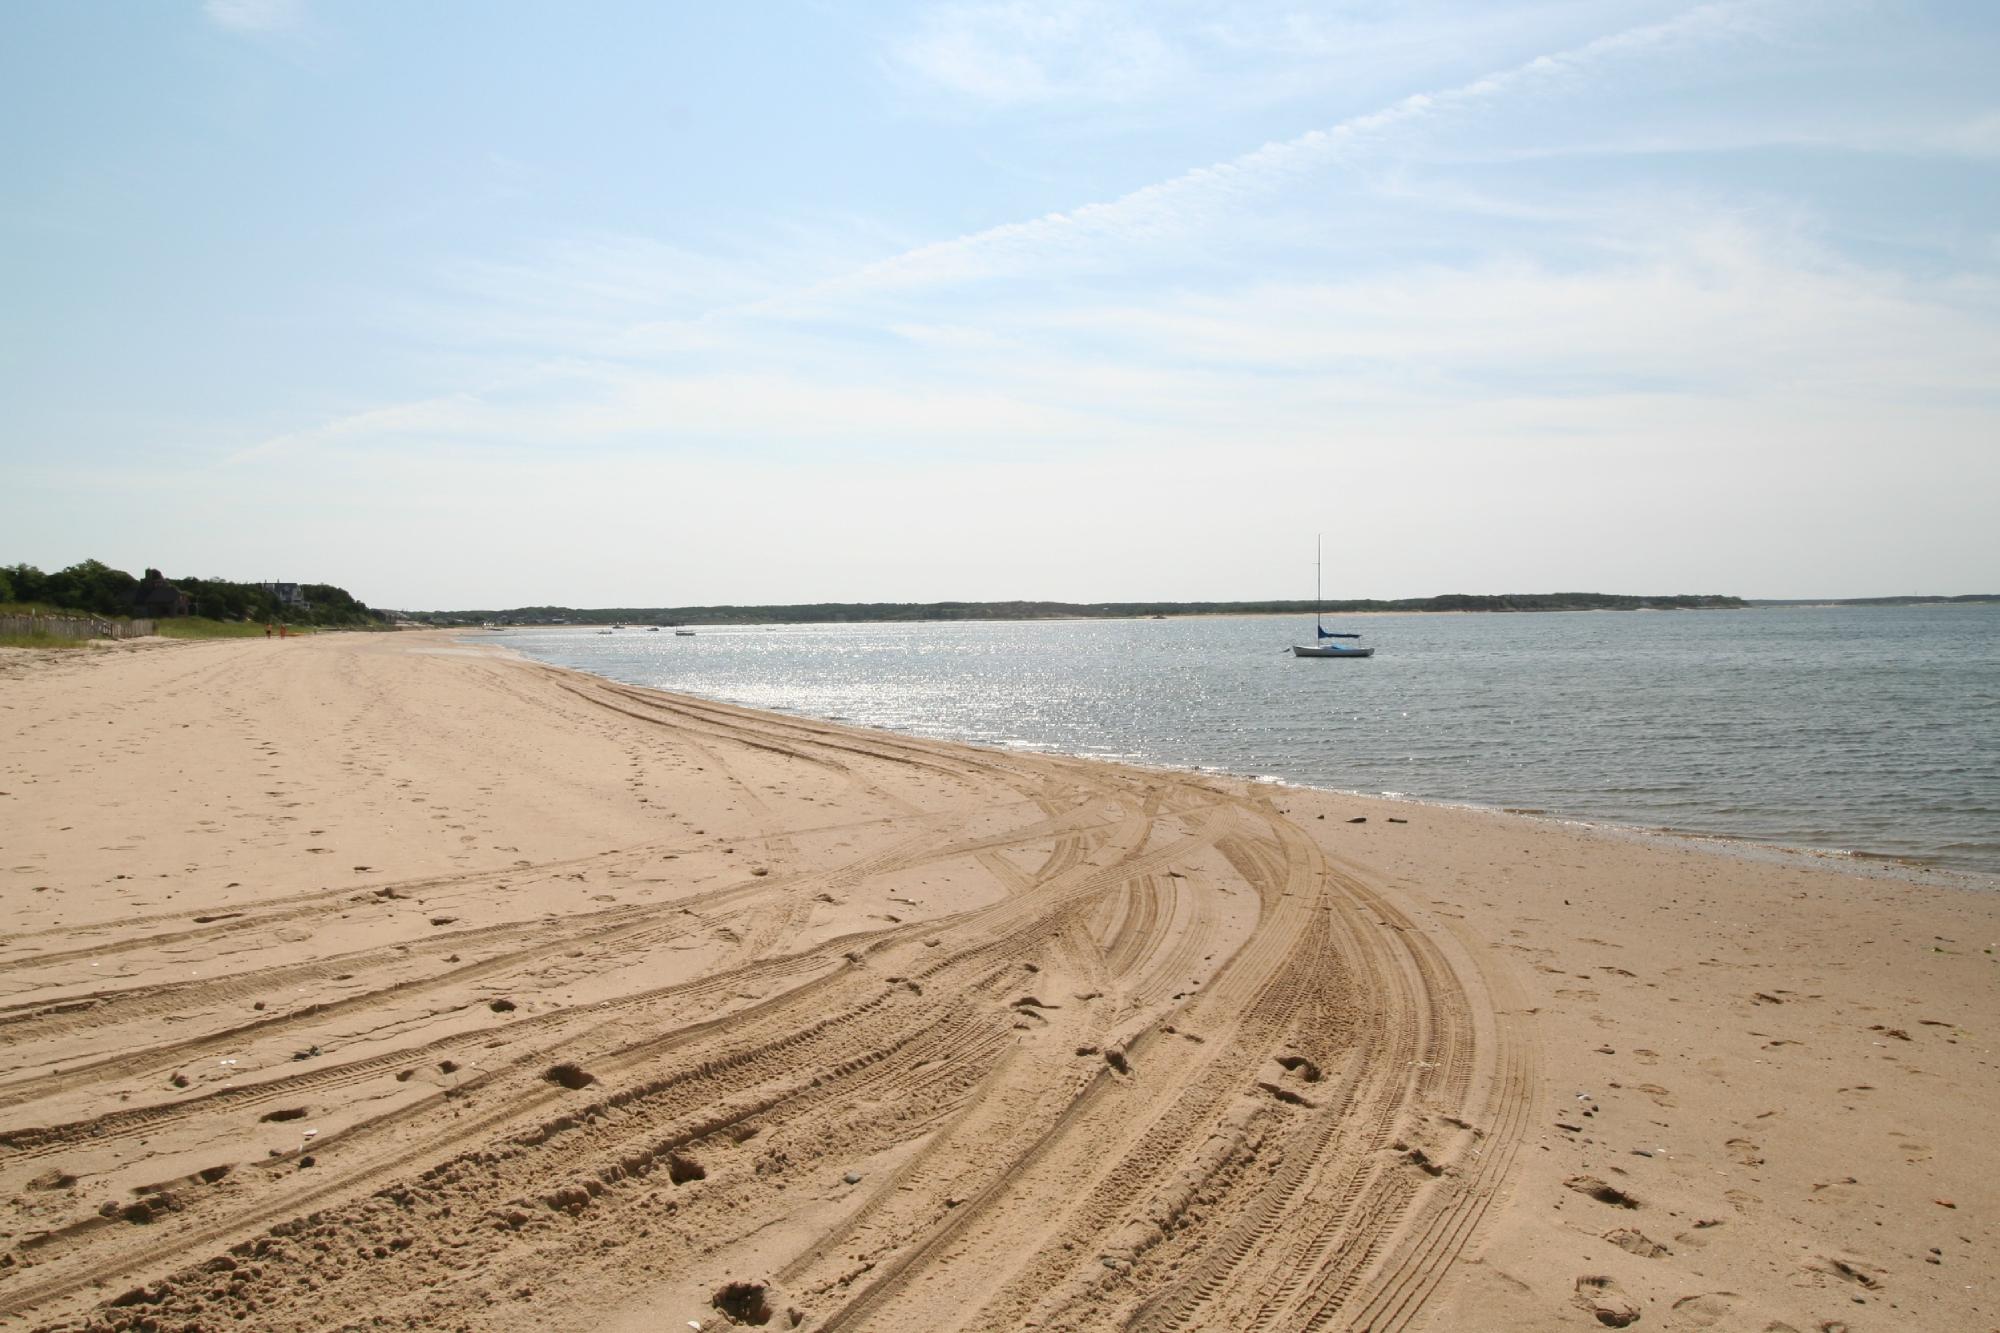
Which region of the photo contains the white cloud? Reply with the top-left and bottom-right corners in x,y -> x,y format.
1052,237 -> 2000,406
230,361 -> 1133,465
237,204 -> 2000,484
886,1 -> 1720,114
244,0 -> 1974,476
834,1 -> 1783,298
206,0 -> 1995,602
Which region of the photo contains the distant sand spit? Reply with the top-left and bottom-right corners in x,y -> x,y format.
0,633 -> 1992,1331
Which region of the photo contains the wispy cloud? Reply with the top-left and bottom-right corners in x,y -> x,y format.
237,204 -> 2000,474
833,1 -> 1781,297
239,1 -> 1807,466
223,0 -> 1997,602
12,0 -> 1994,602
1053,232 -> 2000,400
229,359 -> 1129,464
886,0 -> 1721,115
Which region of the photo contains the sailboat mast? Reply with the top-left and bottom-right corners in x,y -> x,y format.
1315,533 -> 1322,634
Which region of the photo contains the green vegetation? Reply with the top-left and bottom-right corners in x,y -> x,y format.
0,559 -> 137,618
0,630 -> 91,650
1747,595 -> 2000,606
412,592 -> 1747,627
0,560 -> 384,628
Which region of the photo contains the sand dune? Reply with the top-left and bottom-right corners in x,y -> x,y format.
0,633 -> 1993,1331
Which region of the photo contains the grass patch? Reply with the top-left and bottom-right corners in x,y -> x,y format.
0,632 -> 93,650
158,618 -> 313,639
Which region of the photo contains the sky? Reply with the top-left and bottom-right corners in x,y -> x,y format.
3,1 -> 1997,609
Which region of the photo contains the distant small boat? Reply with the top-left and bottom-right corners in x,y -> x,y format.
1293,536 -> 1373,659
646,626 -> 660,632
674,629 -> 696,637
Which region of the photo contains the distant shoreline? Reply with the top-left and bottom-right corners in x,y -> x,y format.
405,591 -> 1755,627
403,592 -> 1999,628
1745,595 -> 2000,607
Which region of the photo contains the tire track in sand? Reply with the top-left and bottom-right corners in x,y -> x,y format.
0,643 -> 1529,1333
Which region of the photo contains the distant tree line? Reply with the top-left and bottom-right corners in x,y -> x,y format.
409,592 -> 1747,627
1,559 -> 384,626
1746,595 -> 1999,607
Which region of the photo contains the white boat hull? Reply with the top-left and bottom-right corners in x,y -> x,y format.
1295,536 -> 1375,658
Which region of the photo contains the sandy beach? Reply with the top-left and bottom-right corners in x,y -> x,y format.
0,631 -> 1993,1332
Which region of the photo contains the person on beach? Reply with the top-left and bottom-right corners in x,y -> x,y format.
265,624 -> 273,638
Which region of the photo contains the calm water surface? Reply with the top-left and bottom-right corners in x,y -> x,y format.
484,606 -> 2000,877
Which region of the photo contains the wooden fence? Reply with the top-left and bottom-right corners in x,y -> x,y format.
0,614 -> 156,641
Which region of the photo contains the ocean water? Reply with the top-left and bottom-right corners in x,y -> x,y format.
482,605 -> 2000,878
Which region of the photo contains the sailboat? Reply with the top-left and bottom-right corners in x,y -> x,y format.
1292,536 -> 1374,658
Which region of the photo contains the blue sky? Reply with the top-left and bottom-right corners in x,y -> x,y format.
4,1 -> 1996,608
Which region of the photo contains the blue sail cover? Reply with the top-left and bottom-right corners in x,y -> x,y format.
1317,626 -> 1361,639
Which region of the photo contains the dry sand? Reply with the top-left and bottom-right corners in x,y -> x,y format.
0,631 -> 1993,1332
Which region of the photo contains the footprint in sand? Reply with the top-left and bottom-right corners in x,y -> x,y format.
1668,1291 -> 1741,1328
1571,1275 -> 1641,1327
1810,1255 -> 1884,1290
1636,1082 -> 1676,1108
1673,1218 -> 1725,1248
1726,1137 -> 1765,1167
1565,1176 -> 1641,1209
1602,1227 -> 1670,1258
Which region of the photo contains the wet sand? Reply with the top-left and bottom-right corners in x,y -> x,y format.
0,632 -> 1994,1331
